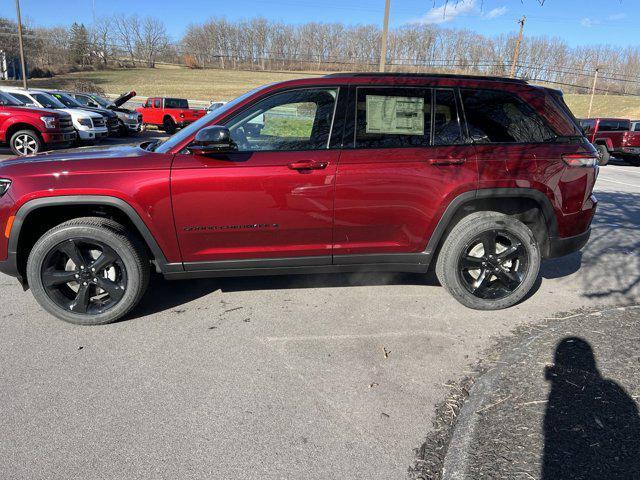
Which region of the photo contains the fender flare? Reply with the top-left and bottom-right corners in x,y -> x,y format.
423,188 -> 558,256
5,195 -> 180,279
593,137 -> 613,151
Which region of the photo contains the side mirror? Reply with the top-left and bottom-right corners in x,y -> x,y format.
187,126 -> 236,155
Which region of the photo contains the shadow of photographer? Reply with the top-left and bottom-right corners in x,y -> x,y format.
543,337 -> 640,479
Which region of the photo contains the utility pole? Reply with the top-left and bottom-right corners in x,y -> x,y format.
510,16 -> 526,78
14,0 -> 28,89
379,0 -> 391,72
588,68 -> 599,118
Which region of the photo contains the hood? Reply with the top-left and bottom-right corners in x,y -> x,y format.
0,145 -> 148,168
112,91 -> 136,108
61,108 -> 102,119
78,106 -> 118,118
3,105 -> 68,117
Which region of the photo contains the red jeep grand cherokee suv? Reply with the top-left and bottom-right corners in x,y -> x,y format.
0,73 -> 598,325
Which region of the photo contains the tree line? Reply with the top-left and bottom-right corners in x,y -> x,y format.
2,15 -> 640,95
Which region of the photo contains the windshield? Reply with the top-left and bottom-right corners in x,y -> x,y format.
0,91 -> 23,106
32,92 -> 66,109
91,95 -> 111,108
155,86 -> 268,154
51,92 -> 83,108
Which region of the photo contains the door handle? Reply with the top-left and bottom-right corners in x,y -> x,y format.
429,157 -> 466,166
288,160 -> 328,170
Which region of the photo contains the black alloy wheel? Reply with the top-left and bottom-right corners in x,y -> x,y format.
457,229 -> 529,300
41,238 -> 127,315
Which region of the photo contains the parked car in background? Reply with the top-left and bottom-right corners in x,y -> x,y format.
0,87 -> 108,144
0,91 -> 75,156
45,90 -> 120,137
207,101 -> 227,112
0,73 -> 597,324
580,117 -> 640,166
71,91 -> 142,136
136,97 -> 206,133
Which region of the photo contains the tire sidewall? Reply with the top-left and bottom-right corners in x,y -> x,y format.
27,224 -> 144,325
437,213 -> 541,310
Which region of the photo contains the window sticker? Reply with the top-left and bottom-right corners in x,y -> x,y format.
366,95 -> 425,135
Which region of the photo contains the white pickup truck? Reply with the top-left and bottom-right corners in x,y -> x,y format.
0,87 -> 108,144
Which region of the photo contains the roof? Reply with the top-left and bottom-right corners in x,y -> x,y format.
323,72 -> 529,85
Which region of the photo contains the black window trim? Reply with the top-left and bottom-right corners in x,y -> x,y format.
347,85 -> 468,150
216,85 -> 344,154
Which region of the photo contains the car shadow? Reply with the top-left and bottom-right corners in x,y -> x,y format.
127,189 -> 640,320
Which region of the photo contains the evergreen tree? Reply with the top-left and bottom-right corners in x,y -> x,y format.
68,23 -> 90,66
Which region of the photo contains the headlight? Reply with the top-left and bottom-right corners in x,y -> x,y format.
0,179 -> 11,197
78,118 -> 93,128
128,113 -> 138,120
40,116 -> 57,129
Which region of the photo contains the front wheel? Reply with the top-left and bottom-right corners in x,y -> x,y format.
10,129 -> 42,156
435,212 -> 541,310
26,217 -> 149,325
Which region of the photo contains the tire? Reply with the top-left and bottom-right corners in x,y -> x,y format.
9,129 -> 42,156
435,212 -> 541,310
595,144 -> 610,166
163,117 -> 176,134
118,119 -> 129,137
26,217 -> 150,325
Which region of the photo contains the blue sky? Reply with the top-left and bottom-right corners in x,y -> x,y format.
9,0 -> 640,47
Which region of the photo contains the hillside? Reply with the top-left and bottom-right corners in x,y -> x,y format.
3,65 -> 639,119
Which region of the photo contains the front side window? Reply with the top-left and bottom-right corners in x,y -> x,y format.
461,89 -> 556,143
153,99 -> 162,108
8,92 -> 32,105
356,87 -> 431,149
226,88 -> 338,152
0,92 -> 23,106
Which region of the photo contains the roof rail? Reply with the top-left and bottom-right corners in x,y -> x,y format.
323,72 -> 529,84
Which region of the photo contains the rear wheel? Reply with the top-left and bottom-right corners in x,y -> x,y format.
436,212 -> 541,310
163,117 -> 176,134
9,129 -> 42,156
595,144 -> 610,166
626,156 -> 640,167
26,217 -> 149,325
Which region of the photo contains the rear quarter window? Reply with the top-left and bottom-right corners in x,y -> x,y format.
461,89 -> 557,144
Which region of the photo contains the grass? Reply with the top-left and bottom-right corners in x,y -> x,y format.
3,64 -> 639,118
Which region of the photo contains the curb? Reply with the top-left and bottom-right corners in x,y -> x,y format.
440,304 -> 640,479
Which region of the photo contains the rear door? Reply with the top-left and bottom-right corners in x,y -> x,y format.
333,85 -> 478,262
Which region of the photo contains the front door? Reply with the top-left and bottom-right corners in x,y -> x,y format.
171,87 -> 342,268
333,86 -> 478,261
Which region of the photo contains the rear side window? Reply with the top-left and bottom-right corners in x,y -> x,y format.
598,120 -> 630,132
461,89 -> 556,144
356,87 -> 431,148
165,98 -> 188,109
433,89 -> 465,145
8,92 -> 31,104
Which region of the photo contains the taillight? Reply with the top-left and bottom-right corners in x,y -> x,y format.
562,154 -> 598,168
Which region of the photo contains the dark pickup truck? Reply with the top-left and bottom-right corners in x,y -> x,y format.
580,118 -> 640,166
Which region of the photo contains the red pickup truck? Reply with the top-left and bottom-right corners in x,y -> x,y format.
0,91 -> 76,156
136,97 -> 205,133
580,118 -> 640,166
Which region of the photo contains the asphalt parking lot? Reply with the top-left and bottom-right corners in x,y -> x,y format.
0,142 -> 638,479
